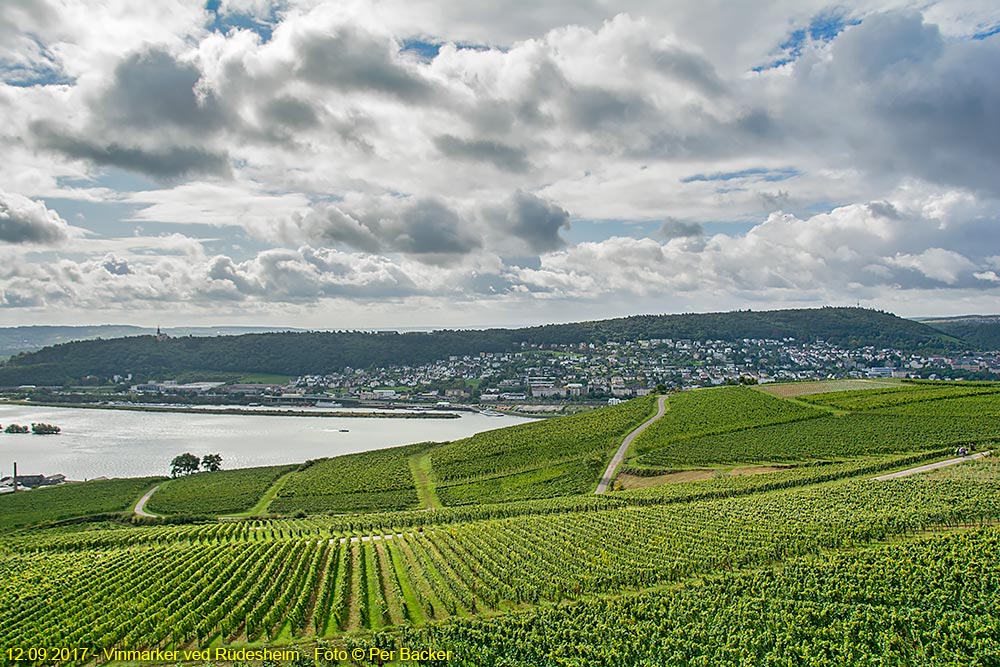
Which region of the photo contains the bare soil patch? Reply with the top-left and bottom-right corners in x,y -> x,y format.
617,464 -> 793,490
758,379 -> 899,398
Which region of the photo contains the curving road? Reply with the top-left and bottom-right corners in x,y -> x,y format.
874,451 -> 991,481
595,394 -> 668,494
134,485 -> 160,517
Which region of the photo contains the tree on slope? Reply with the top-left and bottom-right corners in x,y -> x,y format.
201,453 -> 223,472
170,453 -> 200,477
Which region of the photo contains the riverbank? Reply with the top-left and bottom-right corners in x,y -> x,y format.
7,401 -> 461,419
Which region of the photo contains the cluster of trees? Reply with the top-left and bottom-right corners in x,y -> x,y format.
1,423 -> 60,434
0,307 -> 968,386
170,453 -> 223,477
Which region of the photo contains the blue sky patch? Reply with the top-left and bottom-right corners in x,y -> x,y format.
972,24 -> 1000,40
78,168 -> 161,194
401,40 -> 441,60
205,0 -> 277,42
681,167 -> 800,183
564,219 -> 660,244
401,39 -> 497,59
1,34 -> 74,87
2,66 -> 74,87
754,10 -> 861,71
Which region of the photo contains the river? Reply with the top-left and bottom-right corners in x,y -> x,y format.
0,404 -> 533,480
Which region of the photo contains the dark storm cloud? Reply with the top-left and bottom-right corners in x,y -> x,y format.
293,26 -> 436,102
433,134 -> 531,173
0,190 -> 73,244
32,121 -> 231,179
394,199 -> 482,255
259,95 -> 320,130
100,48 -> 226,132
28,47 -> 232,180
296,197 -> 482,258
649,46 -> 725,96
865,201 -> 902,219
484,191 -> 570,254
796,11 -> 1000,196
829,11 -> 943,81
565,85 -> 654,130
101,255 -> 132,275
659,219 -> 704,239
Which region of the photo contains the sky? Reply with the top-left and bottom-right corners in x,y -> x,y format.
1,1 -> 999,329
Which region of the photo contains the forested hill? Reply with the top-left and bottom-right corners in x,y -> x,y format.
0,307 -> 962,385
0,324 -> 304,360
920,316 -> 1000,352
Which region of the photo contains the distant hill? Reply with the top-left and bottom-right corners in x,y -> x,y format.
0,307 -> 962,386
0,325 -> 304,360
918,315 -> 1000,351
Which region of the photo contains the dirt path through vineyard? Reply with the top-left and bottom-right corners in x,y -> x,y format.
874,451 -> 991,480
133,485 -> 160,517
595,394 -> 668,494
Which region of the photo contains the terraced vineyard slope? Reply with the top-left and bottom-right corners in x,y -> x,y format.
0,476 -> 164,530
4,462 -> 1000,659
429,395 -> 657,505
628,381 -> 1000,472
144,464 -> 297,516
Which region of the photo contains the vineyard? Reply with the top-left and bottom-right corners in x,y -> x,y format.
631,386 -> 825,457
633,413 -> 1000,468
145,464 -> 297,516
4,462 -> 1000,662
3,381 -> 1000,665
269,443 -> 436,515
798,382 -> 1000,411
870,391 -> 1000,417
0,476 -> 164,530
381,527 -> 1000,666
428,396 -> 656,503
626,381 -> 1000,472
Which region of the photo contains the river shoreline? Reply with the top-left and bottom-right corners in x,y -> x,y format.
6,401 -> 461,419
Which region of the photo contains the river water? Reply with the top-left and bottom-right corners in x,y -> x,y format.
0,404 -> 532,480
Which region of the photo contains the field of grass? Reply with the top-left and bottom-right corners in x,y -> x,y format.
236,373 -> 294,384
0,476 -> 163,529
144,464 -> 297,516
269,443 -> 435,515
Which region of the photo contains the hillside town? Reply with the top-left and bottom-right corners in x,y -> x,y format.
113,337 -> 1000,406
